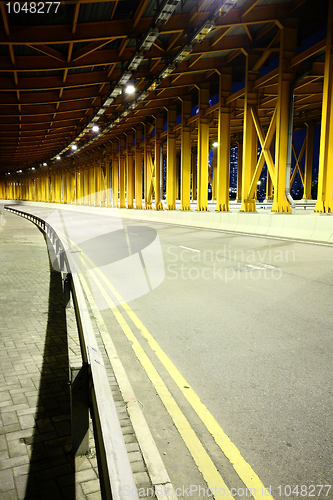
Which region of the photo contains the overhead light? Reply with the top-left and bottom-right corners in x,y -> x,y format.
122,110 -> 129,117
115,117 -> 121,123
43,163 -> 47,166
174,45 -> 192,63
214,0 -> 237,16
148,79 -> 161,91
104,97 -> 114,106
130,101 -> 138,110
111,86 -> 122,98
138,91 -> 149,101
125,84 -> 136,94
160,64 -> 175,79
92,125 -> 99,132
71,145 -> 77,150
128,52 -> 144,70
18,169 -> 22,173
156,0 -> 180,25
119,71 -> 132,86
96,108 -> 105,116
193,20 -> 215,43
140,28 -> 159,51
212,142 -> 218,148
31,167 -> 35,170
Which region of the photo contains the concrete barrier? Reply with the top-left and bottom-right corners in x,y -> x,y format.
3,199 -> 333,245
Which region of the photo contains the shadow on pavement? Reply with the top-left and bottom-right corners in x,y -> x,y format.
23,265 -> 75,499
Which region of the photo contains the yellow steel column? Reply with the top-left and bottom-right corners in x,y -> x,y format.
303,124 -> 314,200
236,142 -> 243,201
266,141 -> 274,200
83,154 -> 88,204
192,149 -> 197,201
180,97 -> 192,210
216,70 -> 232,211
135,129 -> 143,209
241,56 -> 258,212
166,105 -> 177,209
197,84 -> 210,211
315,0 -> 333,212
212,150 -> 217,201
112,142 -> 119,207
119,137 -> 126,208
126,134 -> 134,208
94,150 -> 101,206
105,145 -> 112,207
272,21 -> 297,212
154,114 -> 164,210
144,126 -> 153,210
89,152 -> 94,205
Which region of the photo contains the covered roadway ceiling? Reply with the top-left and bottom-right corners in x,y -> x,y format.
0,0 -> 329,174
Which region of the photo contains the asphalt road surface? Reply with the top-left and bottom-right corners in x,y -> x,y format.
10,205 -> 333,500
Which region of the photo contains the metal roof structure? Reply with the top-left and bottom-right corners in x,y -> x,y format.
0,0 -> 328,174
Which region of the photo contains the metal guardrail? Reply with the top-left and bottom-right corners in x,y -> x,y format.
5,207 -> 139,500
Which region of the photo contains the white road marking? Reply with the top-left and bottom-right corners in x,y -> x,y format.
179,245 -> 200,253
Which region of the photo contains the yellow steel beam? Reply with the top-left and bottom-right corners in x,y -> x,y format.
180,96 -> 192,210
166,105 -> 177,210
303,124 -> 314,199
154,114 -> 164,211
315,0 -> 333,213
119,137 -> 126,208
126,134 -> 134,209
216,70 -> 232,212
197,84 -> 210,211
272,20 -> 297,213
135,128 -> 143,209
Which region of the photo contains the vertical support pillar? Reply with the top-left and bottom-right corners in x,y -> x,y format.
236,142 -> 243,202
180,97 -> 192,210
89,152 -> 95,206
126,134 -> 134,208
216,70 -> 232,211
119,137 -> 126,208
197,84 -> 210,211
94,150 -> 101,206
315,1 -> 333,212
154,114 -> 164,210
112,142 -> 119,207
241,55 -> 259,212
105,145 -> 112,207
303,124 -> 314,200
166,105 -> 177,209
272,20 -> 297,212
135,128 -> 143,208
266,141 -> 274,200
192,149 -> 197,201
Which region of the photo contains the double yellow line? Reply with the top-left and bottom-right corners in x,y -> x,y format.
62,231 -> 274,500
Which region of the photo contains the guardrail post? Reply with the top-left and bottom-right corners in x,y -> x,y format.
70,364 -> 90,456
63,272 -> 72,307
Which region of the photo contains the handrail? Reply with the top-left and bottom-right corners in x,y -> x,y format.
5,207 -> 139,500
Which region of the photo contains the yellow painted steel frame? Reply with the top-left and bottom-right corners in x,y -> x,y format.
154,114 -> 164,210
166,106 -> 177,210
119,137 -> 126,208
180,96 -> 192,210
197,84 -> 210,211
315,0 -> 333,213
135,128 -> 143,209
112,142 -> 119,208
216,70 -> 232,212
272,20 -> 297,213
303,124 -> 314,200
126,134 -> 134,209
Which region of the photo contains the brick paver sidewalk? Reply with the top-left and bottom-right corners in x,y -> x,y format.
0,211 -> 101,500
